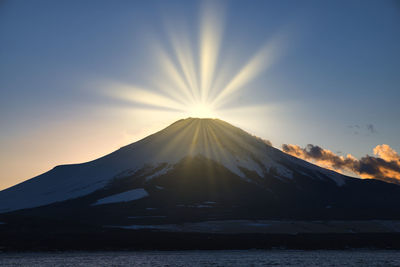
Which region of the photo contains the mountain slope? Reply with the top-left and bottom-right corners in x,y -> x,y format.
0,118 -> 399,223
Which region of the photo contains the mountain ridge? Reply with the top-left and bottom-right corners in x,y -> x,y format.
0,118 -> 399,223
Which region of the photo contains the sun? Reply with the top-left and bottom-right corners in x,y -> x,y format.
102,1 -> 283,126
187,103 -> 216,118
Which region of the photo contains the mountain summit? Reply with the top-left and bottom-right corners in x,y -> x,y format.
1,118 -> 400,223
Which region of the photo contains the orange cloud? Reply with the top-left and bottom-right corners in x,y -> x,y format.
373,144 -> 400,163
282,144 -> 400,185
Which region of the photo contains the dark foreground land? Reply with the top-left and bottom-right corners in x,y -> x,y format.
2,250 -> 400,266
1,222 -> 400,251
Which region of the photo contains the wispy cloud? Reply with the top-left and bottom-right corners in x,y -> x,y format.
366,124 -> 376,134
348,123 -> 377,135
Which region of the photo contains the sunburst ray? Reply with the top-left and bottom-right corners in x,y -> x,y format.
103,2 -> 285,126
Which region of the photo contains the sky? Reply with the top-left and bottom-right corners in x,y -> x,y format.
1,0 -> 399,190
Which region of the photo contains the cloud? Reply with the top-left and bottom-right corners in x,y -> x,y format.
348,124 -> 377,135
366,124 -> 376,133
282,143 -> 400,185
373,144 -> 400,163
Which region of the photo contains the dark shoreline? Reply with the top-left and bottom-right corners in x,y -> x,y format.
2,227 -> 400,252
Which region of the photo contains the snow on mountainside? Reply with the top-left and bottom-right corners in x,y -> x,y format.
93,188 -> 149,206
0,118 -> 346,213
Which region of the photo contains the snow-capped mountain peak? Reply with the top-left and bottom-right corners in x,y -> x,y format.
0,118 -> 345,213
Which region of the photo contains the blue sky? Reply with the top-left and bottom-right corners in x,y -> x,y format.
1,0 -> 399,189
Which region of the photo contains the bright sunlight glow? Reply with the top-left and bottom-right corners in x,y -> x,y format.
101,1 -> 285,129
186,103 -> 216,118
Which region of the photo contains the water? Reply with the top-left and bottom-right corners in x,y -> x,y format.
0,250 -> 399,266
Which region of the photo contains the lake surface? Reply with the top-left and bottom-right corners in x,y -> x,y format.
0,250 -> 399,266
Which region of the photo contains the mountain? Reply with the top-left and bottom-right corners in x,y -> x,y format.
1,118 -> 400,235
